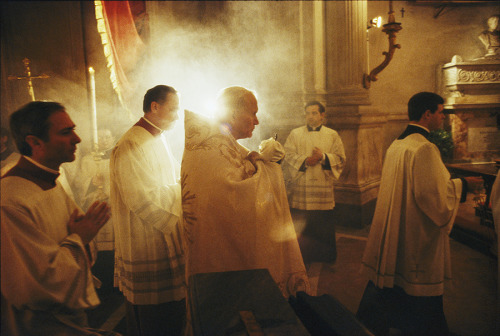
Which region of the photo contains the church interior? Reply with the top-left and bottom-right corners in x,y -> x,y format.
1,1 -> 499,335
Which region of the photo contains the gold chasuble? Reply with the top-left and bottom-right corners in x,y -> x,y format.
181,110 -> 310,298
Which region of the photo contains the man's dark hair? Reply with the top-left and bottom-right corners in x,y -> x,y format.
305,101 -> 325,113
143,85 -> 177,113
408,92 -> 444,121
9,101 -> 65,156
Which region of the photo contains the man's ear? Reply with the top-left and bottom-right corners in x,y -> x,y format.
150,101 -> 159,113
25,135 -> 42,151
422,110 -> 431,121
231,110 -> 238,122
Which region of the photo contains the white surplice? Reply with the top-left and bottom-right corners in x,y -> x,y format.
361,133 -> 462,296
110,121 -> 185,305
1,157 -> 105,336
283,126 -> 345,210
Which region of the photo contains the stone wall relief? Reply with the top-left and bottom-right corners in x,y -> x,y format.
478,15 -> 500,59
440,15 -> 500,163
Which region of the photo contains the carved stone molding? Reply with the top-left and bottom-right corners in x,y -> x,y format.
443,58 -> 500,101
457,69 -> 500,83
441,56 -> 500,162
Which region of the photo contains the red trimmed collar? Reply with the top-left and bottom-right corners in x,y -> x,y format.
2,156 -> 60,190
135,117 -> 162,137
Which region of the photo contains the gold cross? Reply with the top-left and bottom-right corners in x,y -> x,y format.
8,58 -> 49,101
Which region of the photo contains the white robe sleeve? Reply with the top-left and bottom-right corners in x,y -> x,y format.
1,205 -> 96,311
111,137 -> 180,235
412,142 -> 462,229
324,131 -> 346,180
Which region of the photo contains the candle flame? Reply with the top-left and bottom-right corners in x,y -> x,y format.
89,67 -> 94,73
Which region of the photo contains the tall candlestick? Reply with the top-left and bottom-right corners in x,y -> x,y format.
88,67 -> 98,153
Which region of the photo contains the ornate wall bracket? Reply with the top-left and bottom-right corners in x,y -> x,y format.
363,5 -> 402,89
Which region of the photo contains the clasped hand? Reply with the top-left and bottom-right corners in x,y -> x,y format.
305,147 -> 323,167
67,201 -> 111,245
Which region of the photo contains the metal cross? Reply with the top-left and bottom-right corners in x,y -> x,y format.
400,8 -> 405,18
8,58 -> 49,101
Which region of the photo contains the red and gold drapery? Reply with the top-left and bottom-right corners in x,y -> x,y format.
94,1 -> 146,117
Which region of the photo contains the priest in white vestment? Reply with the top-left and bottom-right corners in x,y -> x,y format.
182,86 -> 310,300
357,92 -> 484,336
1,101 -> 114,336
283,101 -> 345,263
110,85 -> 185,336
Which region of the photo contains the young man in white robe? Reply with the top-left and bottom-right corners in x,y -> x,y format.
182,86 -> 310,299
356,92 -> 483,336
110,85 -> 185,336
1,101 -> 113,336
283,101 -> 346,263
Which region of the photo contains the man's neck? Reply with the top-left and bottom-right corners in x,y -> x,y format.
24,156 -> 60,174
143,115 -> 163,132
308,124 -> 321,129
136,117 -> 162,137
409,122 -> 430,133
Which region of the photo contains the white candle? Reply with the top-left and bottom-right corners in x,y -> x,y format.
89,67 -> 98,152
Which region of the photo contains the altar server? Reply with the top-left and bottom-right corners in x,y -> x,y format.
1,101 -> 113,336
110,85 -> 185,336
357,92 -> 483,336
283,101 -> 345,263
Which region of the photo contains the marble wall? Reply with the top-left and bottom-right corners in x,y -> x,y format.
441,58 -> 500,162
367,1 -> 500,154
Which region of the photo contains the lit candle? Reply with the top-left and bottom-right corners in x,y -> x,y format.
88,67 -> 98,153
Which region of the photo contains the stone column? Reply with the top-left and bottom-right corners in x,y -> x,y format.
300,0 -> 386,228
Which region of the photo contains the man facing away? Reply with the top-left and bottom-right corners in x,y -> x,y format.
283,101 -> 346,263
356,92 -> 483,336
110,85 -> 185,336
1,101 -> 113,336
